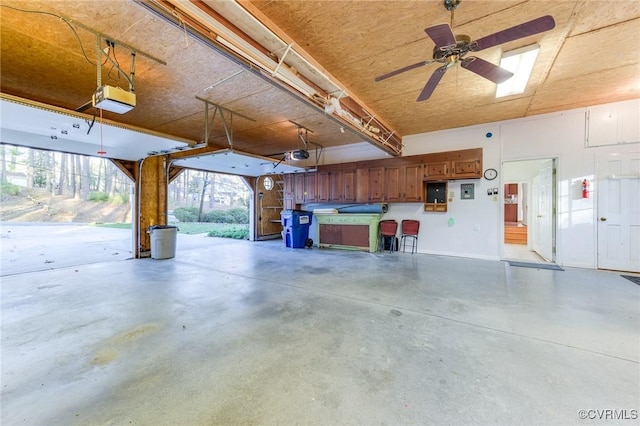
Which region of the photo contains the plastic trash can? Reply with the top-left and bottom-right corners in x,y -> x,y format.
148,225 -> 177,259
281,210 -> 313,248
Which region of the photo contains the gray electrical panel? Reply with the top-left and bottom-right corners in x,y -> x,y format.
461,183 -> 475,199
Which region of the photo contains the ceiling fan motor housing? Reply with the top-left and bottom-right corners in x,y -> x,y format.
433,34 -> 471,64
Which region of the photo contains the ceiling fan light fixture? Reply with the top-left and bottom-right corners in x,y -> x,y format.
496,44 -> 540,98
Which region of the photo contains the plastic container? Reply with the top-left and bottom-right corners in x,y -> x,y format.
148,225 -> 177,259
281,210 -> 313,248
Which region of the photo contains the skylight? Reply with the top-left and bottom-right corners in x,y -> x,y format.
496,44 -> 540,97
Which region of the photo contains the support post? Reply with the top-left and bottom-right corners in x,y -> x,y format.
133,155 -> 169,258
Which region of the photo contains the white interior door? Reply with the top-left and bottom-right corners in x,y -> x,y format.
597,154 -> 640,272
533,160 -> 554,261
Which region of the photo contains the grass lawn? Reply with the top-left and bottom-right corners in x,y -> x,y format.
94,222 -> 249,239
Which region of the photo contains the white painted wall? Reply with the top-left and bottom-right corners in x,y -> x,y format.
317,99 -> 640,269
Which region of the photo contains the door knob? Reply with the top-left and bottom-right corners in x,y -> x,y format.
600,217 -> 607,221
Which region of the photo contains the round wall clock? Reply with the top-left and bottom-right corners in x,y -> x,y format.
484,168 -> 498,180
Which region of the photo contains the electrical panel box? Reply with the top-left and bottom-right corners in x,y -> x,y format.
461,183 -> 474,200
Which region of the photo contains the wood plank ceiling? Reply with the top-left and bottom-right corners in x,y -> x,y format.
1,0 -> 639,164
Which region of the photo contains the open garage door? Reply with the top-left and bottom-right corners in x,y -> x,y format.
0,145 -> 134,274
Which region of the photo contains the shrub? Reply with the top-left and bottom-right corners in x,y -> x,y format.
208,225 -> 249,239
109,193 -> 129,204
203,210 -> 227,223
173,207 -> 199,222
227,208 -> 249,224
0,181 -> 20,196
88,191 -> 109,202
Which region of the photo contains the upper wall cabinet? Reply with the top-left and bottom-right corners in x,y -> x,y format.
368,167 -> 385,202
424,158 -> 481,181
317,171 -> 330,202
384,166 -> 403,202
283,174 -> 295,210
342,169 -> 356,202
451,159 -> 481,179
424,161 -> 450,180
292,172 -> 317,203
587,99 -> 640,147
403,164 -> 423,202
290,148 -> 482,205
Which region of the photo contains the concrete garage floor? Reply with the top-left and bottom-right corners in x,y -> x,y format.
1,224 -> 639,425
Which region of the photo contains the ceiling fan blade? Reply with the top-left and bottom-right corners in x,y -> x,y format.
417,65 -> 447,102
375,60 -> 433,82
461,57 -> 514,84
424,23 -> 456,48
471,15 -> 555,51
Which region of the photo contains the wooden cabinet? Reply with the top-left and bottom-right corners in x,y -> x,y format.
317,171 -> 330,202
504,183 -> 518,222
424,161 -> 450,180
356,167 -> 386,203
342,169 -> 356,202
283,174 -> 295,210
295,148 -> 481,207
384,166 -> 402,202
305,173 -> 317,202
356,168 -> 369,203
368,167 -> 384,202
292,172 -> 317,203
451,159 -> 481,179
316,169 -> 353,203
329,171 -> 344,202
294,173 -> 305,204
403,164 -> 423,201
424,159 -> 481,181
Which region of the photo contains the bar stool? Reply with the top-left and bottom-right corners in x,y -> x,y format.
400,219 -> 420,254
378,220 -> 398,252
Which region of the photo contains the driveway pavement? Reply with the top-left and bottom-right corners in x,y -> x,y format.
0,223 -> 215,276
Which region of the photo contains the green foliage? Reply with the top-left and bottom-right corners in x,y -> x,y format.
203,210 -> 227,223
0,181 -> 20,196
93,221 -> 248,240
174,222 -> 212,234
93,223 -> 132,229
208,225 -> 249,239
109,193 -> 129,204
173,207 -> 199,222
227,208 -> 249,224
178,207 -> 249,224
88,191 -> 109,202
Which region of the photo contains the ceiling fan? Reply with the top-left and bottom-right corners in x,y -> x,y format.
375,0 -> 555,101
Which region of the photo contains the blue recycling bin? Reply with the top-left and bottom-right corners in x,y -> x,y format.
281,210 -> 313,248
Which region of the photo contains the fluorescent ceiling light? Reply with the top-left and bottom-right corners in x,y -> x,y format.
496,44 -> 540,98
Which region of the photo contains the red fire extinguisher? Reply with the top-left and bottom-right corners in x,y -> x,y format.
582,179 -> 589,198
